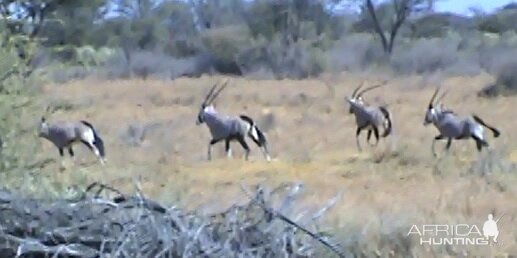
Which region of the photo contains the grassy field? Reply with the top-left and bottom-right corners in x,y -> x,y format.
31,72 -> 517,256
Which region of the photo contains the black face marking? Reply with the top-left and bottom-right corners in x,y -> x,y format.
197,104 -> 206,124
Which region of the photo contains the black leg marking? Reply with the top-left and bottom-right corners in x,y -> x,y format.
81,140 -> 93,151
432,135 -> 446,157
366,130 -> 372,144
225,138 -> 232,157
225,139 -> 230,152
210,138 -> 222,145
356,125 -> 368,151
68,146 -> 74,157
372,126 -> 380,146
475,139 -> 483,151
472,135 -> 488,152
58,148 -> 64,157
207,138 -> 223,161
445,138 -> 452,151
356,127 -> 363,136
236,136 -> 250,160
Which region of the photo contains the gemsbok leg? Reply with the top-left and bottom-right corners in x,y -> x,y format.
236,136 -> 250,160
432,135 -> 447,157
207,138 -> 223,161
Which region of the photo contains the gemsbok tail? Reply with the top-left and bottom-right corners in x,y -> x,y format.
379,106 -> 392,137
472,115 -> 500,138
239,115 -> 267,146
240,115 -> 271,161
81,120 -> 106,158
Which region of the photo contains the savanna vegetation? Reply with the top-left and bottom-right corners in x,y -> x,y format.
0,0 -> 517,257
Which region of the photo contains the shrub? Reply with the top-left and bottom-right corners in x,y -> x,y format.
50,65 -> 91,83
98,50 -> 213,80
390,37 -> 460,75
0,37 -> 51,195
326,33 -> 384,72
200,25 -> 252,64
479,56 -> 517,97
237,35 -> 328,79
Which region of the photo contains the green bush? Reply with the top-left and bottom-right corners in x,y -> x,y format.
0,36 -> 54,196
479,57 -> 517,97
200,25 -> 253,64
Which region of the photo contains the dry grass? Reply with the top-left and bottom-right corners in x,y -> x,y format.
31,73 -> 517,256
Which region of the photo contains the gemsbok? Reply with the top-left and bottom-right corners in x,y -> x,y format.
423,87 -> 500,157
196,80 -> 271,161
345,81 -> 393,151
38,117 -> 106,164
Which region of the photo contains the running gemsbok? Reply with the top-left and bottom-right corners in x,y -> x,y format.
423,87 -> 500,157
345,81 -> 393,151
38,117 -> 106,164
196,80 -> 271,161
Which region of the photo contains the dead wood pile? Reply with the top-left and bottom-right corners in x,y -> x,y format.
0,182 -> 343,258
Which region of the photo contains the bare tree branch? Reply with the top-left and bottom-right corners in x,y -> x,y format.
364,0 -> 427,55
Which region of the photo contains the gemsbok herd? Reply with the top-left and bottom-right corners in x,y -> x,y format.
36,79 -> 501,165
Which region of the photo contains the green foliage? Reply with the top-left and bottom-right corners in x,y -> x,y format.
479,58 -> 517,97
478,9 -> 517,34
0,26 -> 52,195
200,25 -> 253,62
409,13 -> 474,38
4,0 -> 517,80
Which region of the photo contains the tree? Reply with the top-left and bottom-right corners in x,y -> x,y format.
0,0 -> 64,39
362,0 -> 430,55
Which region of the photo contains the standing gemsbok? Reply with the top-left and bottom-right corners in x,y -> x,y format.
423,87 -> 500,157
345,81 -> 393,151
196,80 -> 271,161
38,117 -> 106,164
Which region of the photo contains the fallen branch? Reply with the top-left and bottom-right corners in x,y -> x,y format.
240,183 -> 345,258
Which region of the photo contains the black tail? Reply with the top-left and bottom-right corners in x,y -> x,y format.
239,115 -> 267,147
379,106 -> 392,137
81,120 -> 106,157
472,115 -> 500,138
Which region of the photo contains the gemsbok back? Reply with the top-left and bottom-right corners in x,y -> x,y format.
196,80 -> 271,162
345,81 -> 393,151
38,117 -> 106,164
423,87 -> 501,157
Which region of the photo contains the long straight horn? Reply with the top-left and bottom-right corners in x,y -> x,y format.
435,88 -> 449,105
428,87 -> 441,108
208,80 -> 229,105
351,81 -> 365,98
356,80 -> 387,98
202,81 -> 220,106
